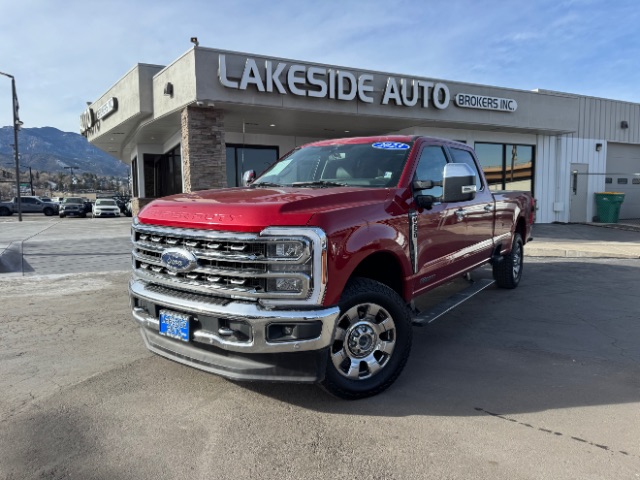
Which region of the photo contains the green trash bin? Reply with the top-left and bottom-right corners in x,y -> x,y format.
595,192 -> 625,223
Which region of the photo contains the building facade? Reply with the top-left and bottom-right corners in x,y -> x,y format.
81,46 -> 640,222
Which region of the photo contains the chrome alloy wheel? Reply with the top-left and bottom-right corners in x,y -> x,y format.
331,303 -> 396,380
512,241 -> 523,279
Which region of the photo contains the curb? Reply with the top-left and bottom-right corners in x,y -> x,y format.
525,247 -> 639,259
0,242 -> 23,274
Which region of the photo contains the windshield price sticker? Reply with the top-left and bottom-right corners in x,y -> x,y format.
372,142 -> 410,150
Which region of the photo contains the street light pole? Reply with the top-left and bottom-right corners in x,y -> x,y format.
0,71 -> 22,221
28,166 -> 34,195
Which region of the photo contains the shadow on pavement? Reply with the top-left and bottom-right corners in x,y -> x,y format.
240,259 -> 640,416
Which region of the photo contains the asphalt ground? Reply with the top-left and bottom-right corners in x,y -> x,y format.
0,217 -> 639,479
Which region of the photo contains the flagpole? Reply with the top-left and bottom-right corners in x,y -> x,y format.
0,71 -> 22,221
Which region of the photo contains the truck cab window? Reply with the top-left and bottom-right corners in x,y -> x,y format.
415,146 -> 448,198
449,147 -> 483,191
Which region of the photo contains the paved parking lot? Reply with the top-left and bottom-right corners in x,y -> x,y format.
0,216 -> 132,275
0,219 -> 639,479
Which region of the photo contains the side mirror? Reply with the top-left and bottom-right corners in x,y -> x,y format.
242,170 -> 256,186
442,163 -> 477,203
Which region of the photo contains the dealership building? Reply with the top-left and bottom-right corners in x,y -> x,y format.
81,45 -> 640,223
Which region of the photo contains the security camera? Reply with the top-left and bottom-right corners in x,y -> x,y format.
190,37 -> 199,47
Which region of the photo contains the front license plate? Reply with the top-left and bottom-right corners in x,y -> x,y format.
159,309 -> 191,342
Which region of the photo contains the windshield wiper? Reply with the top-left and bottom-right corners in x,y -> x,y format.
291,180 -> 347,188
250,182 -> 284,188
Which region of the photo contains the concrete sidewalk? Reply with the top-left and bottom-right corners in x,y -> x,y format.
526,223 -> 640,259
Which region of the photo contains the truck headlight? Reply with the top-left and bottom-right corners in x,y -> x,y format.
267,241 -> 306,258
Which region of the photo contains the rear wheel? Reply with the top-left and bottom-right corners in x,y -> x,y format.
493,233 -> 523,289
0,206 -> 10,216
321,277 -> 412,400
59,213 -> 65,218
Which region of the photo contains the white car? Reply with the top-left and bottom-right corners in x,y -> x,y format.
92,198 -> 120,218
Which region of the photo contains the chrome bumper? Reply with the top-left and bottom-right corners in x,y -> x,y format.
129,278 -> 340,355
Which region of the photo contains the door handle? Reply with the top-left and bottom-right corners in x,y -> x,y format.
484,204 -> 493,212
455,209 -> 467,221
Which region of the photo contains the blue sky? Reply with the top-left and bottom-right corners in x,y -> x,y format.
0,0 -> 638,134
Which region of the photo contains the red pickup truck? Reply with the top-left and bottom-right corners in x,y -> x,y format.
130,135 -> 534,399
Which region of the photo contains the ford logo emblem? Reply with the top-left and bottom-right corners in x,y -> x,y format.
160,248 -> 198,273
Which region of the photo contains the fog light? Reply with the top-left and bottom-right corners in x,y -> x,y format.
267,278 -> 302,292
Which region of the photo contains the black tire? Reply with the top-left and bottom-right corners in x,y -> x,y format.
80,213 -> 87,218
43,207 -> 53,216
321,277 -> 413,400
59,213 -> 65,218
493,233 -> 524,289
0,206 -> 10,216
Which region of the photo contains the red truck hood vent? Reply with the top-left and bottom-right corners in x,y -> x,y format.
137,187 -> 390,232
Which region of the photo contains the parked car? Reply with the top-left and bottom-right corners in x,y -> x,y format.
50,197 -> 65,204
92,198 -> 121,218
81,198 -> 93,215
112,195 -> 131,214
59,197 -> 87,218
0,196 -> 58,216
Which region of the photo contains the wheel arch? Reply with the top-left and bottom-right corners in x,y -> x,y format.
344,251 -> 406,302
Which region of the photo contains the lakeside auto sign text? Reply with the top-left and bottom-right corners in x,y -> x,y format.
217,55 -> 517,113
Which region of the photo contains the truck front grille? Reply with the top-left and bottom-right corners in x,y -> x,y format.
131,223 -> 314,301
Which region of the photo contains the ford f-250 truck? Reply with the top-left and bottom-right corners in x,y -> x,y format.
130,135 -> 534,399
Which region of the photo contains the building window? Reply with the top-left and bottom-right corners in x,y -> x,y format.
226,145 -> 279,187
143,144 -> 182,198
131,156 -> 139,196
475,142 -> 535,194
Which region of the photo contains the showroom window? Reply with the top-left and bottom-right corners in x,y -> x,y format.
143,144 -> 182,198
226,145 -> 279,187
474,143 -> 535,194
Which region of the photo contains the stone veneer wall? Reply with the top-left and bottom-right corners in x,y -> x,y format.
181,106 -> 226,192
131,197 -> 155,217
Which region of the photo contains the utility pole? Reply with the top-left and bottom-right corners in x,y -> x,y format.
0,71 -> 23,221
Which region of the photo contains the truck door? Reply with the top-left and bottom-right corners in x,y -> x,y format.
411,145 -> 473,295
446,146 -> 495,269
20,197 -> 37,213
411,144 -> 495,296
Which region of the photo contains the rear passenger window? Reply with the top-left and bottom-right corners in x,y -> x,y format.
449,148 -> 483,191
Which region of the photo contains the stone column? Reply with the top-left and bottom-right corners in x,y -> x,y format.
181,106 -> 226,192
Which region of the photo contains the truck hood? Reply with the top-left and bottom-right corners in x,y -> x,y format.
137,186 -> 391,232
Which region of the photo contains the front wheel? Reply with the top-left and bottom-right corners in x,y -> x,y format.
321,277 -> 412,400
493,233 -> 524,289
43,207 -> 53,216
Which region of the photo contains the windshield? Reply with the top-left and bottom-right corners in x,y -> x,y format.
252,140 -> 413,188
63,197 -> 84,204
96,199 -> 117,206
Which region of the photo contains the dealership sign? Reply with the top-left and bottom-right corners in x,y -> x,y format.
455,93 -> 517,112
218,55 -> 451,109
80,97 -> 119,136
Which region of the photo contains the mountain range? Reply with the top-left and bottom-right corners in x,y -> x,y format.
0,126 -> 128,177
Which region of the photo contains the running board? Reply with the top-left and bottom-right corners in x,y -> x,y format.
412,278 -> 496,327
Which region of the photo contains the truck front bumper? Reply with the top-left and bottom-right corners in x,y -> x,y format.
129,279 -> 339,382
